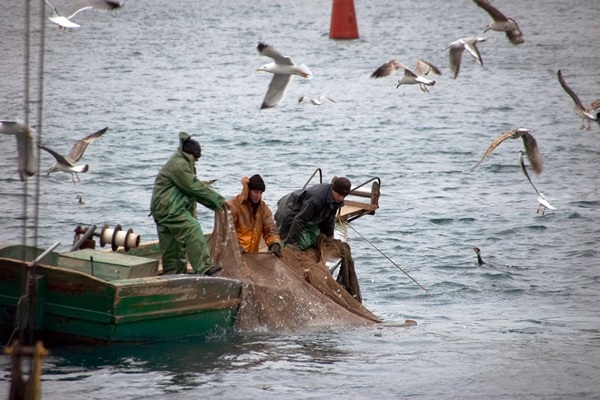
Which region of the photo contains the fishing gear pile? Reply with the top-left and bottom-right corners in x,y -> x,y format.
209,208 -> 380,332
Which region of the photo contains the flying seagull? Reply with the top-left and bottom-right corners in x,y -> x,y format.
446,37 -> 487,79
40,127 -> 108,183
256,42 -> 313,109
557,70 -> 600,131
298,95 -> 336,105
471,128 -> 543,174
370,59 -> 442,92
473,0 -> 524,45
44,0 -> 123,30
518,151 -> 555,215
0,120 -> 37,181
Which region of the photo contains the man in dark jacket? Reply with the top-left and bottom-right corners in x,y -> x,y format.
274,177 -> 351,250
150,132 -> 226,275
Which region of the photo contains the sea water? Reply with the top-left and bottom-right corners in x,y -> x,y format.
1,0 -> 599,398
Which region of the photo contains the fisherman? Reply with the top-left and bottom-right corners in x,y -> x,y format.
150,132 -> 226,275
227,174 -> 282,257
274,177 -> 351,250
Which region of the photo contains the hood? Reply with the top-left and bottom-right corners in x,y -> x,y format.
178,131 -> 192,152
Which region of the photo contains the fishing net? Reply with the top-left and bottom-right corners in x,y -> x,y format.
208,207 -> 380,332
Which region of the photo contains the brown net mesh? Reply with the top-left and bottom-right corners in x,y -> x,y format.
208,207 -> 381,332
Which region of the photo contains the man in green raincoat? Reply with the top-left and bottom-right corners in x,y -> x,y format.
150,132 -> 226,275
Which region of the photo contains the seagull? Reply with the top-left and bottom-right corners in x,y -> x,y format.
518,151 -> 555,215
75,195 -> 85,205
298,95 -> 336,105
473,0 -> 524,45
446,37 -> 487,79
204,179 -> 218,186
44,0 -> 123,30
471,128 -> 543,174
256,42 -> 313,109
557,70 -> 600,131
370,59 -> 442,92
40,127 -> 107,183
0,120 -> 37,181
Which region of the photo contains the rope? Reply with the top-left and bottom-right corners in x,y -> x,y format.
346,223 -> 429,293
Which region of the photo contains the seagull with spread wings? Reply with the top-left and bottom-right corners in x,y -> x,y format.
44,0 -> 123,30
471,128 -> 543,174
256,42 -> 313,109
0,121 -> 37,181
370,59 -> 442,92
557,70 -> 600,131
473,0 -> 524,45
40,127 -> 107,183
446,37 -> 487,79
518,151 -> 555,215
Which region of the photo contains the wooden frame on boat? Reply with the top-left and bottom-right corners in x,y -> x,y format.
302,167 -> 381,223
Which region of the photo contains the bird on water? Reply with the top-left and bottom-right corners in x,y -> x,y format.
298,95 -> 336,105
472,247 -> 503,268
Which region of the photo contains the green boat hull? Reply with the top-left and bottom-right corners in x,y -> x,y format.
0,244 -> 242,344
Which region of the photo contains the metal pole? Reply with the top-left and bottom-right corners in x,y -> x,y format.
29,241 -> 61,267
70,225 -> 97,252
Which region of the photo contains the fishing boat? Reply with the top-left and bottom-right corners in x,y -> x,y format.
0,171 -> 382,345
0,236 -> 243,345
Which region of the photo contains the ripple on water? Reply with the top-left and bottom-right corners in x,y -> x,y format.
429,218 -> 455,225
1,0 -> 599,398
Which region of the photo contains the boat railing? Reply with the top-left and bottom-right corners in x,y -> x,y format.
302,167 -> 381,223
302,167 -> 323,189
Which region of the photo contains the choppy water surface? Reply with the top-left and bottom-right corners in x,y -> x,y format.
1,0 -> 599,398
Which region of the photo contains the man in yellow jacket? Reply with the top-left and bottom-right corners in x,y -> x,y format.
227,174 -> 282,257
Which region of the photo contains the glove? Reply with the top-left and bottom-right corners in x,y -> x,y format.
269,242 -> 283,258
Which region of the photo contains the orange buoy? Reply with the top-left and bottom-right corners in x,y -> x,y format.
329,0 -> 359,39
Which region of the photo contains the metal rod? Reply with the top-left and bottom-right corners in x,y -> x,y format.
346,224 -> 429,293
70,225 -> 97,252
29,241 -> 60,267
329,259 -> 342,275
302,167 -> 322,189
349,176 -> 380,193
